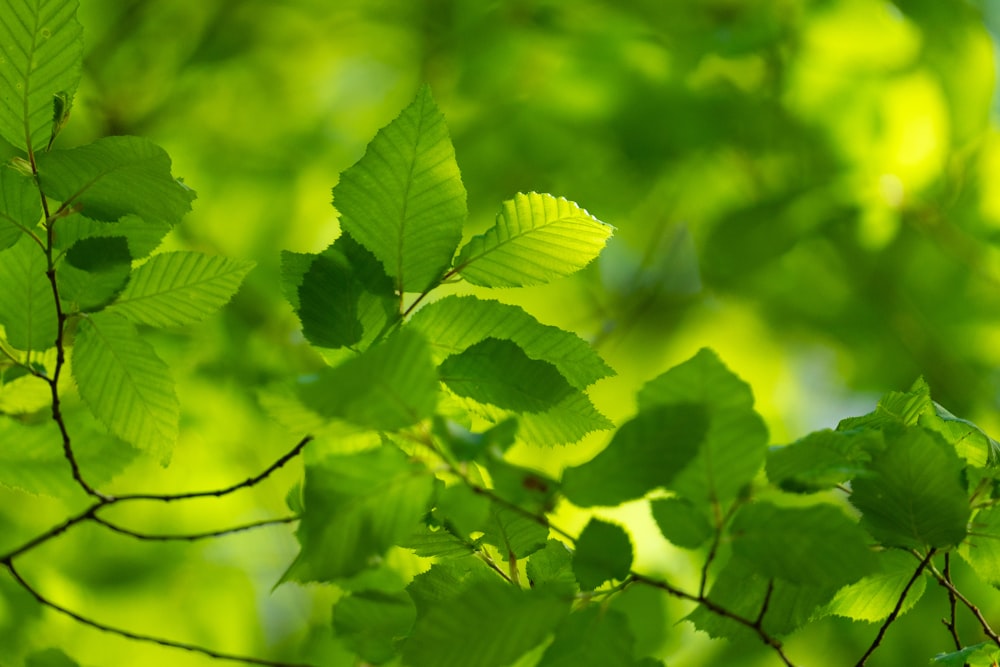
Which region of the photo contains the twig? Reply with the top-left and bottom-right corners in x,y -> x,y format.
925,556 -> 1000,647
856,549 -> 935,666
91,515 -> 299,541
0,504 -> 101,562
942,554 -> 964,652
755,580 -> 774,627
2,561 -> 318,667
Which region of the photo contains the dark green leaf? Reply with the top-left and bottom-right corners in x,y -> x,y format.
481,506 -> 548,561
37,136 -> 195,226
0,235 -> 56,351
526,540 -> 576,593
440,337 -> 574,412
298,328 -> 438,430
24,648 -> 80,667
54,214 -> 169,259
572,519 -> 633,590
538,607 -> 640,667
333,590 -> 416,665
433,416 -> 518,462
650,496 -> 713,549
334,85 -> 466,293
850,427 -> 970,548
284,446 -> 434,582
766,429 -> 877,494
0,164 -> 40,249
562,404 -> 708,507
485,458 -> 559,514
436,483 -> 491,537
57,236 -> 131,311
403,579 -> 568,667
932,642 -> 999,666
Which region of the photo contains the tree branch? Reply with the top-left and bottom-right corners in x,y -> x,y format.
925,556 -> 1000,648
941,554 -> 964,653
2,561 -> 318,667
91,515 -> 299,541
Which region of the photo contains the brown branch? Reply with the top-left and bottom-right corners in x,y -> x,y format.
856,549 -> 936,666
2,561 -> 318,667
942,554 -> 964,653
755,579 -> 775,627
0,504 -> 101,562
925,557 -> 1000,648
91,515 -> 299,541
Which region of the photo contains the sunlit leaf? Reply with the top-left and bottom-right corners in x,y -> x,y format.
572,519 -> 633,590
960,506 -> 1000,586
334,84 -> 466,293
650,496 -> 713,549
823,550 -> 927,623
454,192 -> 613,287
0,0 -> 82,153
932,642 -> 1000,667
36,136 -> 195,225
0,235 -> 57,351
481,506 -> 548,561
468,388 -> 612,446
72,311 -> 179,464
108,251 -> 254,327
526,540 -> 576,593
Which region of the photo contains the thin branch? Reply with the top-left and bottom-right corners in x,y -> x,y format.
91,515 -> 299,542
699,498 -> 740,597
942,554 -> 964,652
112,435 -> 313,502
856,549 -> 936,666
925,556 -> 1000,647
755,579 -> 774,627
2,561 -> 318,667
0,504 -> 101,562
401,267 -> 457,319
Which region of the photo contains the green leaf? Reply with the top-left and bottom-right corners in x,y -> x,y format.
403,579 -> 568,667
433,416 -> 518,462
730,502 -> 878,588
436,482 -> 491,537
485,459 -> 559,514
334,84 -> 466,293
298,329 -> 438,430
107,251 -> 254,327
0,164 -> 40,249
572,519 -> 633,590
402,523 -> 475,560
57,236 -> 131,311
492,389 -> 613,446
960,506 -> 1000,585
24,648 -> 80,667
409,295 -> 612,390
0,234 -> 56,351
290,233 -> 396,350
54,213 -> 169,259
526,540 -> 576,593
481,506 -> 549,561
539,607 -> 641,667
284,446 -> 434,582
333,590 -> 416,665
823,550 -> 927,622
650,496 -> 713,549
932,642 -> 1000,667
766,429 -> 877,494
850,427 -> 970,548
36,135 -> 195,225
406,559 -> 497,617
637,348 -> 768,505
0,0 -> 82,153
562,404 -> 708,507
920,402 -> 999,468
440,337 -> 574,412
72,311 -> 179,464
839,377 -> 934,431
455,192 -> 613,287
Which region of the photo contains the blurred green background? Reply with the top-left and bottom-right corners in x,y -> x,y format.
4,0 -> 1000,665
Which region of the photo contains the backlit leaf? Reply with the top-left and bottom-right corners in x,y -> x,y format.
454,192 -> 613,287
960,506 -> 1000,585
766,429 -> 877,494
650,496 -> 713,549
0,235 -> 57,351
333,590 -> 416,665
823,550 -> 927,622
538,607 -> 641,667
572,519 -> 633,590
334,85 -> 466,293
481,506 -> 548,561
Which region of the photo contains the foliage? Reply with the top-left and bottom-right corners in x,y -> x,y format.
5,2 -> 1000,667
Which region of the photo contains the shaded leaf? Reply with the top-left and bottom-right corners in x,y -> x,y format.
0,235 -> 56,351
108,251 -> 253,327
334,85 -> 466,293
572,519 -> 633,590
932,642 -> 1000,667
406,560 -> 496,617
526,540 -> 576,593
454,192 -> 613,287
650,496 -> 713,549
436,482 -> 491,537
24,648 -> 80,667
72,311 -> 179,464
402,524 -> 475,560
539,607 -> 640,667
0,0 -> 82,152
54,213 -> 169,259
766,429 -> 877,494
0,164 -> 40,249
57,236 -> 131,311
333,590 -> 416,665
481,506 -> 548,561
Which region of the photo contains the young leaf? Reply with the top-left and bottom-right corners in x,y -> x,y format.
0,164 -> 40,250
822,550 -> 927,623
402,524 -> 476,560
0,235 -> 57,351
562,404 -> 708,507
402,579 -> 568,667
730,502 -> 877,588
637,348 -> 768,505
454,192 -> 613,287
960,506 -> 1000,585
333,590 -> 416,665
538,607 -> 642,667
481,506 -> 549,561
334,85 -> 466,293
107,251 -> 254,327
57,236 -> 131,312
408,294 -> 613,390
0,0 -> 82,153
439,337 -> 574,412
850,426 -> 969,548
36,136 -> 195,226
526,540 -> 576,593
469,388 -> 612,446
650,496 -> 713,549
72,311 -> 179,464
572,518 -> 633,590
298,329 -> 438,430
284,446 -> 434,582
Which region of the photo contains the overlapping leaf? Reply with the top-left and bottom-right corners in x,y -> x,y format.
334,84 -> 466,293
57,236 -> 131,312
823,550 -> 927,622
0,165 -> 39,250
538,607 -> 643,667
0,0 -> 82,152
333,590 -> 416,665
766,429 -> 877,494
36,136 -> 195,225
467,389 -> 612,446
54,214 -> 170,260
0,235 -> 57,351
108,251 -> 253,327
71,311 -> 179,464
454,192 -> 613,287
650,496 -> 713,549
960,506 -> 1000,585
572,519 -> 633,590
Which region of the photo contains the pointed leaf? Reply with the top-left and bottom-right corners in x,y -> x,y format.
932,643 -> 1000,667
650,496 -> 713,549
72,311 -> 179,463
0,164 -> 40,249
54,213 -> 169,259
637,348 -> 768,505
57,236 -> 131,311
850,427 -> 969,548
526,540 -> 576,593
562,404 -> 708,507
468,388 -> 612,446
403,579 -> 568,667
409,295 -> 613,390
766,429 -> 877,494
108,251 -> 253,327
481,506 -> 549,561
334,85 -> 466,293
455,192 -> 613,287
539,607 -> 641,667
0,234 -> 56,351
572,519 -> 633,590
0,0 -> 82,152
333,590 -> 416,665
298,329 -> 438,430
406,560 -> 497,617
823,550 -> 927,622
440,337 -> 574,412
284,446 -> 434,582
36,136 -> 195,225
